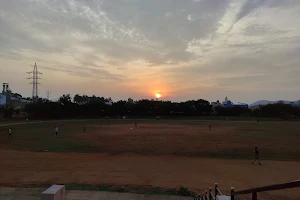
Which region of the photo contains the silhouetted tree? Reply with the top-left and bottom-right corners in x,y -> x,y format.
22,94 -> 300,120
59,94 -> 72,105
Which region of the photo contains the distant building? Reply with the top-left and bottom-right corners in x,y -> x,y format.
223,96 -> 229,104
223,96 -> 234,107
212,97 -> 248,108
288,101 -> 300,107
105,99 -> 113,106
294,100 -> 300,107
211,100 -> 222,108
233,103 -> 249,108
1,83 -> 32,107
1,83 -> 10,106
0,94 -> 6,106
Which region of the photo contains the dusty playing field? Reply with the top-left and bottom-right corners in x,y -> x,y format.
0,120 -> 300,199
1,150 -> 300,200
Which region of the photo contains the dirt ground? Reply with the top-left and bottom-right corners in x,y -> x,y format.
77,124 -> 300,159
1,122 -> 300,200
0,149 -> 300,200
78,124 -> 241,155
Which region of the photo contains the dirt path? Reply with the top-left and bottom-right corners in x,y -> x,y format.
0,150 -> 299,200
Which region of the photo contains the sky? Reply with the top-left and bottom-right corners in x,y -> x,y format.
0,0 -> 300,104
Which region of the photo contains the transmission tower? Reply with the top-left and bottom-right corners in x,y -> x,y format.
27,63 -> 42,101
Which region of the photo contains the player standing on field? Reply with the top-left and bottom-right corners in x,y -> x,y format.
83,125 -> 86,132
252,147 -> 262,165
55,127 -> 59,136
8,128 -> 12,138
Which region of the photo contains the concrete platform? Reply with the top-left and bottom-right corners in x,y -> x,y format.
0,187 -> 192,200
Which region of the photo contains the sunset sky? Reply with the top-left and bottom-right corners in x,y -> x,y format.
0,0 -> 300,103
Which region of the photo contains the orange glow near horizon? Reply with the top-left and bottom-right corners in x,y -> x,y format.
155,93 -> 162,99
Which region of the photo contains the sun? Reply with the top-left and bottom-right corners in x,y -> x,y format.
155,93 -> 162,99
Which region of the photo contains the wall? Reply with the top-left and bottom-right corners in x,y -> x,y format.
0,94 -> 6,106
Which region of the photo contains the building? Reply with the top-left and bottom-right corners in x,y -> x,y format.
105,99 -> 113,106
0,94 -> 6,106
233,103 -> 249,108
288,101 -> 300,107
212,97 -> 248,108
223,96 -> 234,107
1,83 -> 32,107
1,83 -> 10,106
211,100 -> 222,108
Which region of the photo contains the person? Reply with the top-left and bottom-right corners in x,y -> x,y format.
257,119 -> 260,123
26,118 -> 29,123
209,124 -> 212,130
55,127 -> 58,136
83,125 -> 86,132
8,128 -> 12,138
252,147 -> 262,165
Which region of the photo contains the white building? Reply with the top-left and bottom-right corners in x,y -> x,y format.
211,100 -> 222,108
0,94 -> 6,106
105,99 -> 113,106
223,96 -> 229,104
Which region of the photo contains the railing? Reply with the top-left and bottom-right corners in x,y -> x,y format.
194,183 -> 222,200
233,180 -> 300,200
194,180 -> 300,200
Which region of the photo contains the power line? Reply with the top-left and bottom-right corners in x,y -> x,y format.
27,62 -> 42,101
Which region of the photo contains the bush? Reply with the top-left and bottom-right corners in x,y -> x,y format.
3,105 -> 14,118
178,186 -> 194,196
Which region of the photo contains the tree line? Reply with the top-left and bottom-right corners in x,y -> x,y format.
1,94 -> 300,120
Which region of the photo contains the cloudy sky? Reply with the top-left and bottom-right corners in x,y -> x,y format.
0,0 -> 300,103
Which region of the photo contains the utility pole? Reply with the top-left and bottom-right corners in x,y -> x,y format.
27,63 -> 42,102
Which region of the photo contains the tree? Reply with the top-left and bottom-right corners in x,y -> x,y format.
2,105 -> 14,118
22,93 -> 300,120
59,94 -> 72,105
12,93 -> 22,98
74,94 -> 84,104
15,108 -> 21,116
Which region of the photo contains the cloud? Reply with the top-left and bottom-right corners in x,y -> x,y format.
0,0 -> 300,102
235,0 -> 265,24
0,0 -> 230,66
42,63 -> 123,80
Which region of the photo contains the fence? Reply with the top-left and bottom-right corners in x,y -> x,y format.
194,180 -> 300,200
